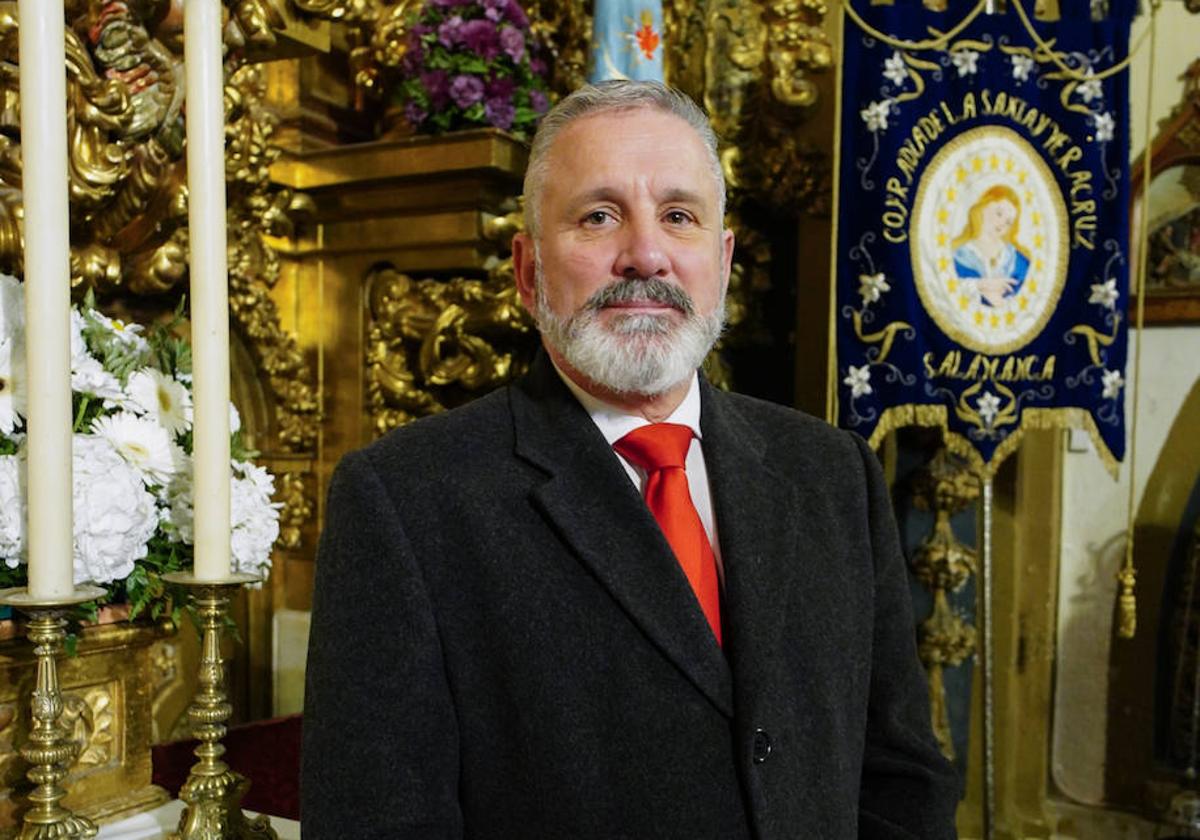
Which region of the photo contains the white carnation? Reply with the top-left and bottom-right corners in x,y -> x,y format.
89,310 -> 149,354
0,453 -> 26,566
72,354 -> 124,402
0,273 -> 23,344
72,434 -> 158,586
230,460 -> 280,577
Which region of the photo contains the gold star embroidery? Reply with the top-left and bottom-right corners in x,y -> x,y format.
1004,157 -> 1014,172
946,187 -> 957,202
1024,190 -> 1033,203
1018,296 -> 1028,311
1031,211 -> 1041,226
937,256 -> 949,272
937,232 -> 947,246
990,314 -> 1000,329
956,167 -> 967,182
989,154 -> 999,170
971,157 -> 983,172
937,208 -> 949,224
948,278 -> 959,293
1028,280 -> 1039,293
1018,170 -> 1028,184
960,295 -> 970,311
974,310 -> 984,325
1034,259 -> 1043,271
1005,311 -> 1015,326
1033,234 -> 1044,248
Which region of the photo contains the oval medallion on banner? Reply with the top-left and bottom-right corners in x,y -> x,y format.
911,125 -> 1069,355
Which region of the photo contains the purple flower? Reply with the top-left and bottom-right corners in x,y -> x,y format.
482,0 -> 510,21
529,56 -> 548,77
401,40 -> 425,74
459,18 -> 500,59
529,88 -> 548,113
405,101 -> 428,126
411,23 -> 433,38
420,69 -> 451,107
504,1 -> 529,27
484,96 -> 515,130
485,76 -> 516,99
499,26 -> 524,62
438,15 -> 463,47
449,74 -> 485,108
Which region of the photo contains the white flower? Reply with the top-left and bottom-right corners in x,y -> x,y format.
127,368 -> 193,436
1101,368 -> 1124,399
230,460 -> 280,577
951,49 -> 979,77
883,51 -> 908,87
163,450 -> 194,544
858,272 -> 891,305
230,402 -> 241,435
0,273 -> 23,344
1093,111 -> 1115,143
1089,278 -> 1118,309
843,365 -> 872,398
1076,69 -> 1103,103
0,338 -> 27,436
71,354 -> 124,403
860,100 -> 892,133
977,391 -> 1001,426
72,434 -> 158,586
0,453 -> 25,565
91,412 -> 176,487
1011,54 -> 1035,82
88,310 -> 149,354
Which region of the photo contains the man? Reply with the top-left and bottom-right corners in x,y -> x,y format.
302,81 -> 958,839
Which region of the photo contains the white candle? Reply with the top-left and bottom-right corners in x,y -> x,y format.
184,0 -> 232,581
19,1 -> 74,600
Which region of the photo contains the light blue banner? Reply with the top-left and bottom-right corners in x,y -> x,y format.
588,0 -> 664,83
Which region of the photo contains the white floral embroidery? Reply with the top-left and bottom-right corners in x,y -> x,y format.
1011,54 -> 1035,82
1093,111 -> 1115,143
977,391 -> 1001,426
883,51 -> 908,87
951,49 -> 979,77
1088,278 -> 1118,310
843,365 -> 872,398
1076,69 -> 1103,104
858,272 -> 891,305
1101,369 -> 1124,400
860,100 -> 892,133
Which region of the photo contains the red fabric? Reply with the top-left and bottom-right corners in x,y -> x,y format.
152,714 -> 302,821
614,423 -> 722,646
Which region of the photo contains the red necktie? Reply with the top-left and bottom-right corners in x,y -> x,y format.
613,423 -> 722,646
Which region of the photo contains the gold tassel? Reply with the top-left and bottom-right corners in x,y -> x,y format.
1117,566 -> 1136,639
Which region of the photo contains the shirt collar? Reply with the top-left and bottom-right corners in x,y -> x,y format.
551,360 -> 703,447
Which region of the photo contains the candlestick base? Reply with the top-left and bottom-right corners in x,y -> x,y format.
160,573 -> 277,840
0,586 -> 106,840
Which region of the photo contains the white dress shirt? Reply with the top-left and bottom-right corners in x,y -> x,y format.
553,366 -> 723,580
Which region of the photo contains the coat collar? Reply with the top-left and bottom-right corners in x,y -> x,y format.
510,352 -> 733,717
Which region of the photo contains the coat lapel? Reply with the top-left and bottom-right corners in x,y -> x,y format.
699,384 -> 802,702
511,355 -> 733,717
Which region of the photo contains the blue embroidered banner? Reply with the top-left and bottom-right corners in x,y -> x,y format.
588,0 -> 664,82
833,0 -> 1136,474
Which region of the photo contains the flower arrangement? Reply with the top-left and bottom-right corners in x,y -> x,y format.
397,0 -> 551,138
0,274 -> 279,622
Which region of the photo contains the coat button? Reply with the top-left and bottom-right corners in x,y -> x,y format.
752,728 -> 772,764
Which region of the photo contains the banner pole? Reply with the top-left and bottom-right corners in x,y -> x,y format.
825,0 -> 848,426
980,472 -> 996,840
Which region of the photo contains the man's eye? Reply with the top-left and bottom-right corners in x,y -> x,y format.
583,210 -> 613,225
664,210 -> 693,225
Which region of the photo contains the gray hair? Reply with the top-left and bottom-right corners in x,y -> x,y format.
522,80 -> 726,238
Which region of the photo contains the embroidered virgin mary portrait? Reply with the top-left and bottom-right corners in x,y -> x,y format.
911,126 -> 1070,354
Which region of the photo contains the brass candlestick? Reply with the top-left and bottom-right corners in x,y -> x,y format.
0,585 -> 106,840
161,571 -> 276,840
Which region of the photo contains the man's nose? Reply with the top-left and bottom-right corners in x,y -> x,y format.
614,216 -> 670,279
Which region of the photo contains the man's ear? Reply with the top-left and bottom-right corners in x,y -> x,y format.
720,228 -> 735,290
512,232 -> 537,313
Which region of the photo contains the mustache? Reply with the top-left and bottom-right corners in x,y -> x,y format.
583,277 -> 695,314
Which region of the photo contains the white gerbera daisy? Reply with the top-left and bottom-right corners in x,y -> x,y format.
89,310 -> 149,353
0,338 -> 28,436
91,412 -> 176,487
127,368 -> 193,435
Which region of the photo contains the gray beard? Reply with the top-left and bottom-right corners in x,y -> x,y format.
533,260 -> 725,397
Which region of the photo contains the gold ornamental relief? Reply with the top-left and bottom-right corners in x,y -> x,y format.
365,264 -> 536,435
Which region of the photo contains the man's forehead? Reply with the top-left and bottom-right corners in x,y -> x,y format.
540,108 -> 717,200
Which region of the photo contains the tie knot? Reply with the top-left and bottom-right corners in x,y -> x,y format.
613,423 -> 694,472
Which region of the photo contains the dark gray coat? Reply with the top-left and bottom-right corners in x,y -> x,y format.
301,353 -> 959,839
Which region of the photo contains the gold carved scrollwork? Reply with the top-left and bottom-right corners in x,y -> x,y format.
909,446 -> 980,760
365,259 -> 535,435
61,685 -> 117,769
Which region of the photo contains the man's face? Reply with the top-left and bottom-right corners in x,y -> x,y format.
513,107 -> 735,396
